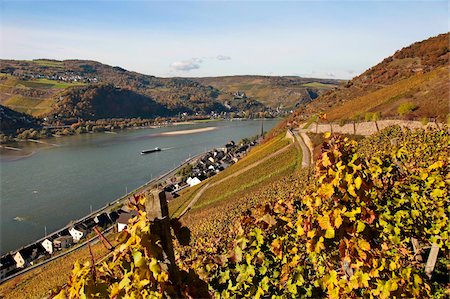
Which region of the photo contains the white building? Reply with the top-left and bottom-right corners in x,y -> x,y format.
186,177 -> 201,187
69,227 -> 85,243
41,239 -> 53,254
13,252 -> 25,268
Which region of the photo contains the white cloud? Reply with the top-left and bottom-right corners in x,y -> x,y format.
170,58 -> 202,71
216,55 -> 231,61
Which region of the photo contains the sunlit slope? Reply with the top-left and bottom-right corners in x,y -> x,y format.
0,74 -> 84,117
326,66 -> 449,121
194,76 -> 339,109
168,132 -> 301,218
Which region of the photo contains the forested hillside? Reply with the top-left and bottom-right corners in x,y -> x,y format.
48,84 -> 170,120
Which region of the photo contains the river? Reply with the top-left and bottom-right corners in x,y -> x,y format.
0,119 -> 279,254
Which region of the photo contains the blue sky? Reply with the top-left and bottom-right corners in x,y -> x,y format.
1,1 -> 448,79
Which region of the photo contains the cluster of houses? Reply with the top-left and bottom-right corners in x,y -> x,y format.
0,209 -> 137,281
0,139 -> 258,281
164,139 -> 257,194
0,69 -> 98,84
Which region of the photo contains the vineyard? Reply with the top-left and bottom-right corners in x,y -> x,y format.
168,132 -> 293,218
53,126 -> 449,298
192,144 -> 298,210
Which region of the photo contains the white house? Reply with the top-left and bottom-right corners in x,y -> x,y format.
69,227 -> 85,243
41,239 -> 53,254
13,245 -> 42,268
186,177 -> 201,187
116,211 -> 136,232
13,252 -> 25,268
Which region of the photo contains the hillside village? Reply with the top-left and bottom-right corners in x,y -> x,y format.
0,69 -> 98,84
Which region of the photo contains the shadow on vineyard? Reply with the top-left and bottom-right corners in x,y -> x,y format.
54,126 -> 448,298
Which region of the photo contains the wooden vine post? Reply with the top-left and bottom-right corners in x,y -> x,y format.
146,189 -> 181,288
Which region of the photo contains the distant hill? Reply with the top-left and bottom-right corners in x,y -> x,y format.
0,59 -> 267,120
0,59 -> 340,123
294,33 -> 449,121
193,75 -> 339,109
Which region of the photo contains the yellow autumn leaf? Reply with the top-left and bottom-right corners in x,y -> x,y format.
356,221 -> 366,233
110,283 -> 121,298
319,184 -> 334,197
297,224 -> 305,236
389,261 -> 397,271
334,213 -> 343,228
354,176 -> 362,190
428,161 -> 443,170
325,227 -> 335,239
390,280 -> 398,291
318,214 -> 331,230
348,184 -> 357,197
53,290 -> 67,299
322,152 -> 332,167
358,239 -> 371,251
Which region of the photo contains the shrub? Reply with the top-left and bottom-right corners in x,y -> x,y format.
397,103 -> 418,116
